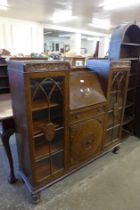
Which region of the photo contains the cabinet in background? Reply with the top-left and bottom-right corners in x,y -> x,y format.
109,23 -> 140,137
64,56 -> 85,67
0,58 -> 9,94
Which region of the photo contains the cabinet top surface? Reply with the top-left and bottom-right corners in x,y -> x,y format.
8,60 -> 71,73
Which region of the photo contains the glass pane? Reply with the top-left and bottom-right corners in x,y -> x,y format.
34,134 -> 50,159
51,152 -> 64,174
105,129 -> 112,145
107,112 -> 114,128
112,126 -> 120,140
107,110 -> 122,129
109,92 -> 125,109
31,76 -> 65,178
35,158 -> 50,181
50,129 -> 64,153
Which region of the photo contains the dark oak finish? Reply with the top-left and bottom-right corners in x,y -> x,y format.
10,57 -> 48,61
0,57 -> 49,94
109,23 -> 140,137
0,58 -> 10,94
8,61 -> 70,202
8,60 -> 129,203
86,60 -> 130,147
69,71 -> 106,167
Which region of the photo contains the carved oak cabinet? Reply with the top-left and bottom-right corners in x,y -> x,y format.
69,71 -> 106,167
8,61 -> 70,202
86,60 -> 130,146
8,60 -> 129,203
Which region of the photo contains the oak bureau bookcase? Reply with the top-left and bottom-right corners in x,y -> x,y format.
8,60 -> 129,203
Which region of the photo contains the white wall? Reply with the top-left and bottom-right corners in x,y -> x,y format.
81,39 -> 97,55
44,35 -> 100,56
70,33 -> 81,54
98,36 -> 111,58
0,17 -> 110,57
0,17 -> 44,55
44,35 -> 70,51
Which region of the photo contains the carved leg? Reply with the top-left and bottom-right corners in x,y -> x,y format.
1,132 -> 17,184
112,146 -> 120,154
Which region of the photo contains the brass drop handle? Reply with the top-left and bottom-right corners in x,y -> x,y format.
83,134 -> 95,150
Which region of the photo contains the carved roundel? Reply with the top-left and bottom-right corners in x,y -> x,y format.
42,122 -> 56,142
71,119 -> 103,161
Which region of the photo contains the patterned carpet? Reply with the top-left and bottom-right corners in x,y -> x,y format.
0,135 -> 140,210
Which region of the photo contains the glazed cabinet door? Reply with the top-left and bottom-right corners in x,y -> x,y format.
104,70 -> 129,148
27,72 -> 68,185
70,115 -> 104,166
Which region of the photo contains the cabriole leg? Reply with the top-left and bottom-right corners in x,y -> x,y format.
112,146 -> 120,154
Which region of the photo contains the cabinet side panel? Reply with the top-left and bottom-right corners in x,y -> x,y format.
8,66 -> 33,182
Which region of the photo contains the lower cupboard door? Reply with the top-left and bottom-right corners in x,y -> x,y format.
70,118 -> 103,163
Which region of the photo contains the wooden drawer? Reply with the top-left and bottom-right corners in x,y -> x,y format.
70,106 -> 106,124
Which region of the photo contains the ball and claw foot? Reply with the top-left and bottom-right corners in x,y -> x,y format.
112,146 -> 120,154
31,193 -> 41,204
8,174 -> 17,184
